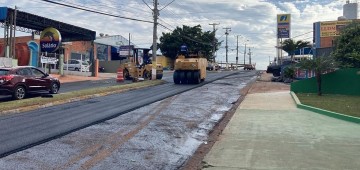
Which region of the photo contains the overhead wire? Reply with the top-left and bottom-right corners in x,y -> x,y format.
37,0 -> 229,48
40,0 -> 154,24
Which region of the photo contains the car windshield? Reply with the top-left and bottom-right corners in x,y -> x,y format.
0,69 -> 9,76
82,61 -> 89,65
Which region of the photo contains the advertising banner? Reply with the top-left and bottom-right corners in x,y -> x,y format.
277,14 -> 291,38
320,20 -> 352,37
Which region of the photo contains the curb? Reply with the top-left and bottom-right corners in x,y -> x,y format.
290,91 -> 360,124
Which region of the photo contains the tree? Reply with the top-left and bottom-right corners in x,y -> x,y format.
281,39 -> 310,61
297,56 -> 337,96
333,22 -> 360,68
158,25 -> 220,60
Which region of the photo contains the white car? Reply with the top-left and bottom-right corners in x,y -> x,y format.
63,59 -> 90,72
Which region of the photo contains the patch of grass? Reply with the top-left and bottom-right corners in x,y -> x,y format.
297,93 -> 360,118
0,80 -> 165,114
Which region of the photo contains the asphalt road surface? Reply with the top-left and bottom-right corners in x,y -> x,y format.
0,70 -> 255,158
0,71 -> 227,102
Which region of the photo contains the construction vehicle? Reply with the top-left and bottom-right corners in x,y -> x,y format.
122,48 -> 163,81
173,53 -> 207,84
244,63 -> 256,70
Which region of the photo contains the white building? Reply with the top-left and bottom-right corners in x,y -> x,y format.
343,1 -> 358,19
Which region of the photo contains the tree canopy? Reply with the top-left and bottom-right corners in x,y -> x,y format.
333,22 -> 360,68
158,25 -> 220,61
297,56 -> 337,96
281,39 -> 310,59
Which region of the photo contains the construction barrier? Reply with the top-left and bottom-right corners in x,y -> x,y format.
117,68 -> 124,82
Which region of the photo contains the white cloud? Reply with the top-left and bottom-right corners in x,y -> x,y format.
0,0 -> 351,70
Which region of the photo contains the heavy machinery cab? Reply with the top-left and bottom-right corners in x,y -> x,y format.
132,48 -> 151,67
122,48 -> 163,81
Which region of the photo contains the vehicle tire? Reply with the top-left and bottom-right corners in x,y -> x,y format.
75,67 -> 80,71
156,74 -> 163,80
186,71 -> 193,84
193,71 -> 201,84
173,71 -> 180,84
143,70 -> 151,80
49,83 -> 59,94
273,69 -> 281,77
13,85 -> 26,100
124,69 -> 131,80
179,71 -> 186,84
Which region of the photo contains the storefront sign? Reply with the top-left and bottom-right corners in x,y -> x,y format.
40,27 -> 62,53
320,20 -> 352,37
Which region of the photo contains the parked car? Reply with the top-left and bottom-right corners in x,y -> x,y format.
0,66 -> 60,100
63,59 -> 90,72
207,63 -> 218,71
266,60 -> 297,77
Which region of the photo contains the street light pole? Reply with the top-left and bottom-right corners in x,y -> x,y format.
209,23 -> 219,62
243,43 -> 247,65
248,47 -> 252,65
243,39 -> 249,66
235,35 -> 241,70
223,27 -> 231,69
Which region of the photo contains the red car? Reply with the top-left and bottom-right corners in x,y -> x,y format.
0,66 -> 60,100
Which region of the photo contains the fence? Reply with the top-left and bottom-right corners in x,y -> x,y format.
291,68 -> 360,96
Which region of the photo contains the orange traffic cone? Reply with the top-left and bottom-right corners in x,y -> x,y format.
117,68 -> 124,82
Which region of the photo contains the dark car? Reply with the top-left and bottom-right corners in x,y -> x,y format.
0,66 -> 60,100
266,60 -> 298,77
206,63 -> 214,71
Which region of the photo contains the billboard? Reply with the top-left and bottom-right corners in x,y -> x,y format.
320,20 -> 352,37
119,45 -> 134,57
0,7 -> 8,21
277,14 -> 291,38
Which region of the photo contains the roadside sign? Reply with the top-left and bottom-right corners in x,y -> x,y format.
277,14 -> 291,38
40,27 -> 62,53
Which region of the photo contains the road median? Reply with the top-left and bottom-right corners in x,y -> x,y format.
0,80 -> 165,116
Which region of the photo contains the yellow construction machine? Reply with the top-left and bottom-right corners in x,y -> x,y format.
173,53 -> 207,84
122,48 -> 163,81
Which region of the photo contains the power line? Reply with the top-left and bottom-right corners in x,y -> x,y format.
142,0 -> 153,10
292,31 -> 313,39
159,0 -> 176,11
40,0 -> 154,24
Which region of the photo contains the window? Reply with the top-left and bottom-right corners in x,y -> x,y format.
17,68 -> 32,76
31,68 -> 45,77
0,69 -> 9,76
71,60 -> 79,64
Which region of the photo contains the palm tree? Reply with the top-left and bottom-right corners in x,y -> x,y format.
297,55 -> 337,96
281,39 -> 311,61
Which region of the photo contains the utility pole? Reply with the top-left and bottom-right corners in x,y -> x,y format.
223,27 -> 231,69
235,35 -> 241,70
152,0 -> 159,79
13,6 -> 17,59
209,23 -> 219,62
248,48 -> 252,65
243,43 -> 247,65
269,56 -> 271,64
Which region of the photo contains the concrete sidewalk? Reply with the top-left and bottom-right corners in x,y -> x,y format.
203,90 -> 360,169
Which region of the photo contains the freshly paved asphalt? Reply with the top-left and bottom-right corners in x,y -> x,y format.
0,70 -> 257,158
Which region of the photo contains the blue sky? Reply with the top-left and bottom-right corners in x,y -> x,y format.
0,0 -> 349,69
